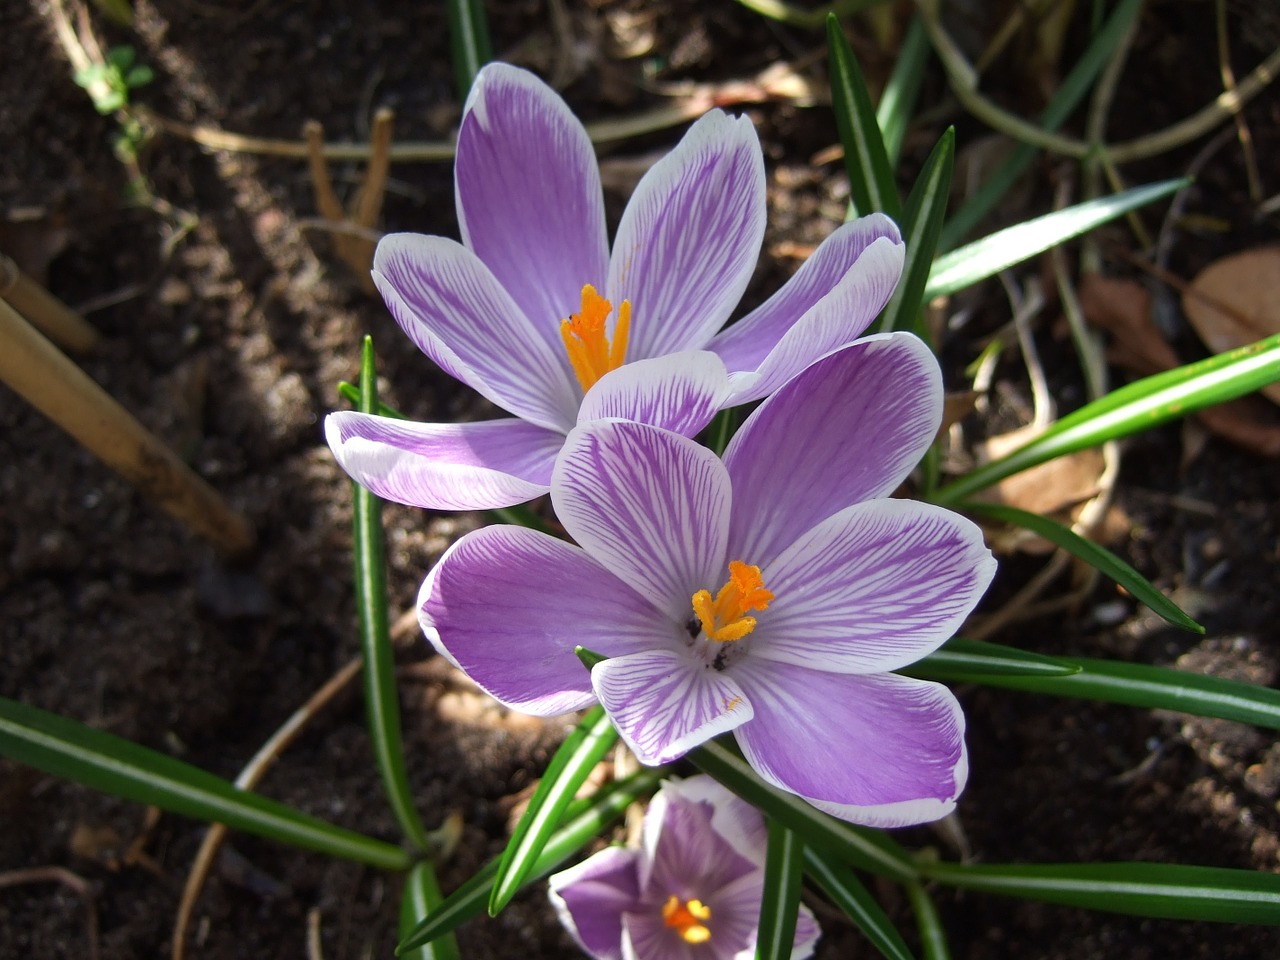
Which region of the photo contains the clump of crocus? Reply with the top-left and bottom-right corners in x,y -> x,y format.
549,775 -> 820,960
420,335 -> 996,826
326,61 -> 904,510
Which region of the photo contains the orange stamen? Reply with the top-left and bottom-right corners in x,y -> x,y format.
662,895 -> 712,944
692,561 -> 773,643
559,284 -> 630,392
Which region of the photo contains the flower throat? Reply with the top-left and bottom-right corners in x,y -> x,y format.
691,561 -> 773,643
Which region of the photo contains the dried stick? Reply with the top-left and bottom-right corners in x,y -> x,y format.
0,253 -> 101,353
0,298 -> 254,556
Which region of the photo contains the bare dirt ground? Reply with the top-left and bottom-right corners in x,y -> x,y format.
2,1 -> 1278,958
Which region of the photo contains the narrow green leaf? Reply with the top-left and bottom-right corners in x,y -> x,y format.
337,381 -> 404,419
960,501 -> 1202,633
354,338 -> 430,852
689,738 -> 918,883
0,696 -> 411,871
876,16 -> 929,166
968,655 -> 1280,730
827,14 -> 902,220
396,768 -> 663,954
804,849 -> 915,960
876,126 -> 954,337
756,822 -> 806,960
932,333 -> 1280,504
926,180 -> 1187,299
919,861 -> 1280,925
445,0 -> 492,100
939,0 -> 1144,249
905,882 -> 950,960
400,862 -> 461,960
489,706 -> 619,915
487,503 -> 552,531
903,638 -> 1080,683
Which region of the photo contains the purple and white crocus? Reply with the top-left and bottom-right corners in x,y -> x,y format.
325,62 -> 905,510
549,775 -> 819,960
420,334 -> 996,826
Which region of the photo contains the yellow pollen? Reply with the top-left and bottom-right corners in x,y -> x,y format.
662,895 -> 712,945
691,561 -> 774,643
559,284 -> 630,393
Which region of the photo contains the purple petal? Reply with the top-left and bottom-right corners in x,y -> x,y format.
639,784 -> 758,900
419,526 -> 672,715
724,334 -> 942,563
756,498 -> 995,673
608,111 -> 766,359
553,421 -> 730,621
592,649 -> 752,764
623,911 -> 701,960
657,776 -> 766,865
577,351 -> 730,438
456,64 -> 609,347
702,872 -> 768,960
709,214 -> 902,379
324,413 -> 562,510
731,662 -> 967,827
373,234 -> 579,431
549,846 -> 640,960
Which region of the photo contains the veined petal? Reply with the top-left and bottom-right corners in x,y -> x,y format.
732,663 -> 967,828
324,413 -> 561,510
757,499 -> 995,673
639,785 -> 757,901
373,234 -> 579,431
419,526 -> 671,716
622,911 -> 703,960
456,63 -> 609,348
708,214 -> 902,378
549,846 -> 640,960
608,111 -> 766,359
577,351 -> 730,438
724,334 -> 942,563
553,421 -> 730,620
723,235 -> 905,405
592,650 -> 752,765
656,776 -> 766,867
707,871 -> 819,960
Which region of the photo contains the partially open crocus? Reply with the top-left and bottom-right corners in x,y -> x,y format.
325,62 -> 904,511
420,334 -> 996,826
549,775 -> 820,960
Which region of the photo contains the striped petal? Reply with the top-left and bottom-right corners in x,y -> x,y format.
577,351 -> 730,438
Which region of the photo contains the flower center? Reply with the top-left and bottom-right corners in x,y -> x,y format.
559,284 -> 630,393
662,895 -> 712,945
691,561 -> 773,643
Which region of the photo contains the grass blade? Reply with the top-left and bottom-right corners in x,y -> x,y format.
876,126 -> 954,337
905,881 -> 950,960
489,706 -> 618,915
903,638 -> 1080,683
353,337 -> 430,852
960,501 -> 1203,633
827,13 -> 902,220
400,862 -> 461,960
445,0 -> 492,100
926,180 -> 1187,299
877,16 -> 929,166
338,381 -> 404,419
0,695 -> 411,871
919,860 -> 1280,925
932,333 -> 1280,504
396,767 -> 663,954
804,848 -> 916,960
755,821 -> 806,960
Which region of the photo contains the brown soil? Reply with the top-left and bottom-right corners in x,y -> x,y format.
3,2 -> 1278,958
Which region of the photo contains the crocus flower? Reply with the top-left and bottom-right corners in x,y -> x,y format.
420,334 -> 996,826
549,775 -> 819,960
326,62 -> 904,511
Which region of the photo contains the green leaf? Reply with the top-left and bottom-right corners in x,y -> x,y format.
396,768 -> 663,954
919,861 -> 1280,925
876,126 -> 954,337
804,849 -> 916,960
903,638 -> 1080,683
827,13 -> 902,220
756,822 -> 806,960
89,0 -> 136,26
0,696 -> 411,871
932,333 -> 1280,504
967,655 -> 1280,730
938,0 -> 1145,249
125,64 -> 154,89
688,738 -> 918,883
353,337 -> 430,852
337,381 -> 405,419
876,16 -> 929,167
489,706 -> 618,915
960,501 -> 1203,633
905,881 -> 950,960
400,862 -> 461,960
926,180 -> 1187,299
445,0 -> 493,100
